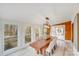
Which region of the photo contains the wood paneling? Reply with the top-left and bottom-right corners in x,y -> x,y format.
65,21 -> 71,40
72,23 -> 74,42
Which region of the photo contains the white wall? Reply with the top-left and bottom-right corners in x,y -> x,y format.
0,20 -> 3,56
73,13 -> 79,55
74,15 -> 78,50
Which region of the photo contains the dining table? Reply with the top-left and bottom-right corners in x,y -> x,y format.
30,37 -> 52,54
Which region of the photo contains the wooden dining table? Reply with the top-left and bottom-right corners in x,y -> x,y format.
30,38 -> 52,54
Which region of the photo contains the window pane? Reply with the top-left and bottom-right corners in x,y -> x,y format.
25,26 -> 31,43
4,24 -> 18,51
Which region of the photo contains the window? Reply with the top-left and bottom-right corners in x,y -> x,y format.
4,24 -> 18,50
25,26 -> 31,43
34,27 -> 39,39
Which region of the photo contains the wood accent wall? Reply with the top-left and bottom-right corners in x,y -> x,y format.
65,21 -> 71,40
53,21 -> 72,40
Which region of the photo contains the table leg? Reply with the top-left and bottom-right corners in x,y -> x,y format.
37,50 -> 39,54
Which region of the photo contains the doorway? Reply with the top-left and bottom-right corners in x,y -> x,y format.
51,25 -> 65,41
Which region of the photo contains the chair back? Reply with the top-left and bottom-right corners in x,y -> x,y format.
47,38 -> 56,51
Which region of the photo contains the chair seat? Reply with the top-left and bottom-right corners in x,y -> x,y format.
45,39 -> 57,55
46,48 -> 52,52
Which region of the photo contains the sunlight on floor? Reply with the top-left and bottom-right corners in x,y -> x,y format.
7,45 -> 74,56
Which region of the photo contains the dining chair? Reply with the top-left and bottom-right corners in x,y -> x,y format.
45,38 -> 57,56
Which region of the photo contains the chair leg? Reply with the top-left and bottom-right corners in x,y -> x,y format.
49,53 -> 51,56
52,49 -> 54,54
54,44 -> 57,50
52,49 -> 55,55
46,52 -> 50,56
46,51 -> 53,56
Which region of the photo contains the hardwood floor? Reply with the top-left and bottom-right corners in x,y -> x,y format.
7,45 -> 74,56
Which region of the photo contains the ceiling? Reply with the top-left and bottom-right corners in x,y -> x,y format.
0,3 -> 79,25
